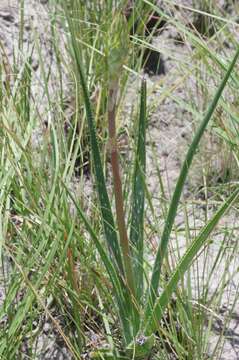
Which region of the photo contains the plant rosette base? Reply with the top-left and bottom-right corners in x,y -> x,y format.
126,334 -> 155,359
90,348 -> 128,360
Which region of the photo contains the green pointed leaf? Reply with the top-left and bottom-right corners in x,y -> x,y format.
145,187 -> 239,334
64,6 -> 124,274
146,45 -> 239,316
130,79 -> 147,302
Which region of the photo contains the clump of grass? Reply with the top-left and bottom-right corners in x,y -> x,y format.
64,0 -> 239,357
0,1 -> 239,359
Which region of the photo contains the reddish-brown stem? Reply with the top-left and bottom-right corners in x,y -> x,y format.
108,80 -> 135,296
64,232 -> 79,293
64,232 -> 83,349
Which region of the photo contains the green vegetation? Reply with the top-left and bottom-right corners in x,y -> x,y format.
0,0 -> 239,359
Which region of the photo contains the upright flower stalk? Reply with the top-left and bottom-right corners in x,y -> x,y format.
108,78 -> 135,296
106,12 -> 135,297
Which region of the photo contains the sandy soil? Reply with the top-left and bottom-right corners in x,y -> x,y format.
0,0 -> 238,359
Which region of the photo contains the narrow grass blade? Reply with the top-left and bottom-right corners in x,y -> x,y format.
146,46 -> 239,315
63,183 -> 133,343
130,79 -> 147,302
145,187 -> 239,334
64,6 -> 124,274
8,254 -> 81,359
